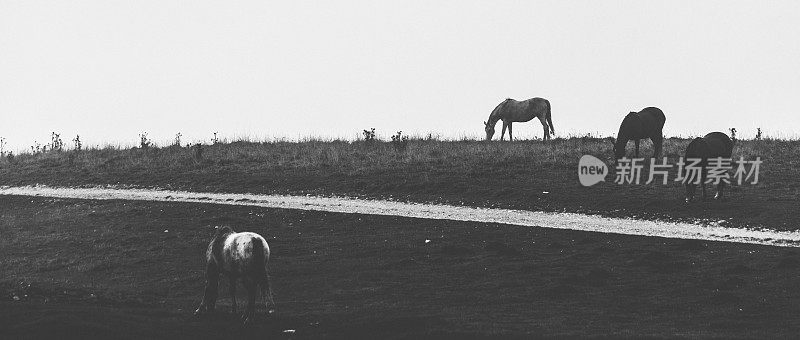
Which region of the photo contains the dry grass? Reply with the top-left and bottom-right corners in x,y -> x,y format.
1,135 -> 799,230
4,136 -> 795,171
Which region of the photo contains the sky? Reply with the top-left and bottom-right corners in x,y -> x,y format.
2,1 -> 799,151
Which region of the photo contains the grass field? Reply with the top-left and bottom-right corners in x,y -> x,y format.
4,196 -> 800,339
1,136 -> 798,230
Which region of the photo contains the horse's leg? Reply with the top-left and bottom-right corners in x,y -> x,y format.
508,122 -> 513,141
500,121 -> 508,141
634,140 -> 640,158
539,116 -> 549,140
229,277 -> 237,314
715,181 -> 725,200
241,278 -> 257,324
652,135 -> 663,158
701,169 -> 707,200
262,268 -> 275,314
195,262 -> 219,315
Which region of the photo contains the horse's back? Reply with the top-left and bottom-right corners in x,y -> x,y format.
528,97 -> 550,114
619,112 -> 646,139
498,97 -> 549,121
221,232 -> 269,275
685,137 -> 710,159
618,107 -> 664,141
703,132 -> 733,157
637,107 -> 666,131
228,232 -> 269,258
685,132 -> 732,159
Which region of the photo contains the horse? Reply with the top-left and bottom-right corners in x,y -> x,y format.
484,97 -> 554,141
683,132 -> 734,202
195,226 -> 275,324
609,107 -> 666,160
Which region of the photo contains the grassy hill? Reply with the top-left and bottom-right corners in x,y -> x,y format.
1,136 -> 798,230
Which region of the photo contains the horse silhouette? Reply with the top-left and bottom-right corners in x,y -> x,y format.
683,132 -> 734,202
484,97 -> 554,141
610,107 -> 666,160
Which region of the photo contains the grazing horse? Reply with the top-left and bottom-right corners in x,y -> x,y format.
610,107 -> 666,160
195,226 -> 275,324
484,97 -> 554,141
683,132 -> 734,202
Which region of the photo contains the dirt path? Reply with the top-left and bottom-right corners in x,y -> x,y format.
1,185 -> 798,247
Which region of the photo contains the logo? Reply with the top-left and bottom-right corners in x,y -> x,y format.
578,155 -> 608,187
577,155 -> 763,187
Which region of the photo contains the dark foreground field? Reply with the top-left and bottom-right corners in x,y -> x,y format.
3,196 -> 800,339
1,137 -> 798,231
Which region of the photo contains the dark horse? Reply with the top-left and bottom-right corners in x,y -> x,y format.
610,107 -> 666,160
683,132 -> 734,202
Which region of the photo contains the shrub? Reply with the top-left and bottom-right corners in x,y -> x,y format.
49,132 -> 64,152
51,132 -> 63,152
391,131 -> 409,152
30,141 -> 42,154
362,128 -> 376,142
73,135 -> 82,151
194,143 -> 203,160
140,132 -> 152,149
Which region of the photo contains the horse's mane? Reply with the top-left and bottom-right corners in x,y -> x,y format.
488,99 -> 511,121
616,113 -> 638,138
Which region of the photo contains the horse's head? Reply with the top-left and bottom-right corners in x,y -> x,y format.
484,121 -> 495,140
683,137 -> 707,203
214,225 -> 234,239
607,137 -> 625,163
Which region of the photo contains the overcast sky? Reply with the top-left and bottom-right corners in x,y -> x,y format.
2,1 -> 799,151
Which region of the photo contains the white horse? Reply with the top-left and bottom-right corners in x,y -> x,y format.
195,226 -> 275,324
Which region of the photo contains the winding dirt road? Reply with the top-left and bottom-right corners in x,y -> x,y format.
1,185 -> 798,247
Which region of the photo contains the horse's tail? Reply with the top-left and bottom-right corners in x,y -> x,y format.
251,238 -> 268,279
545,100 -> 555,134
